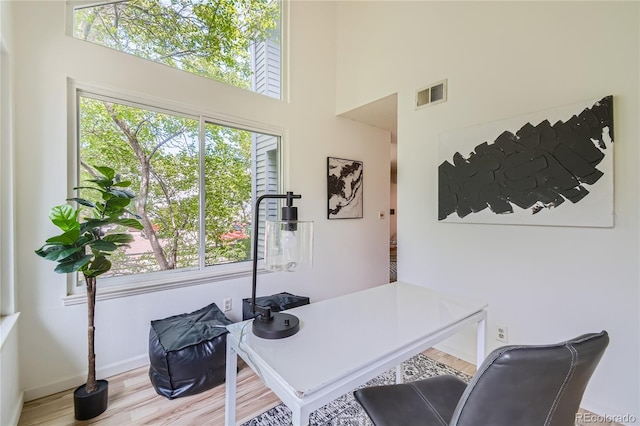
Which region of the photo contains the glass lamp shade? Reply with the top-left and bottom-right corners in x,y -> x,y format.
264,220 -> 313,272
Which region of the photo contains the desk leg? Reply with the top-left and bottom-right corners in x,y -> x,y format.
395,364 -> 403,384
476,316 -> 486,369
291,407 -> 310,426
225,341 -> 238,426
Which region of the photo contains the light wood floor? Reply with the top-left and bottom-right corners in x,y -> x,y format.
18,348 -> 618,426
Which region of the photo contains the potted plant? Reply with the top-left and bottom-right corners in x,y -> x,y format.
35,166 -> 142,420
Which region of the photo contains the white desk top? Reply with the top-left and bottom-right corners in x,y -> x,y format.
227,281 -> 487,398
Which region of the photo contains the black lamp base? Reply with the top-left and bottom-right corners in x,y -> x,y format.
252,312 -> 300,339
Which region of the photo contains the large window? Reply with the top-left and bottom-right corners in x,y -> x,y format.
75,90 -> 280,286
69,0 -> 282,99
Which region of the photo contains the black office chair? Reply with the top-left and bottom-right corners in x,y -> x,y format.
354,331 -> 609,426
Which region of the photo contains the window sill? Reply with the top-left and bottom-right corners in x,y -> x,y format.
63,262 -> 262,306
0,312 -> 20,351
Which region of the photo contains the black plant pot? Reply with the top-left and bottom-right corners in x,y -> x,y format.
73,379 -> 109,420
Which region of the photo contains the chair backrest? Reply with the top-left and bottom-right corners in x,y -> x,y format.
451,331 -> 609,426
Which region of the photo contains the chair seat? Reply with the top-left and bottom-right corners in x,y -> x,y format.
354,375 -> 468,426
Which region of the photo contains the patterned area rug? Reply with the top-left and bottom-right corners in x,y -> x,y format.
242,353 -> 472,426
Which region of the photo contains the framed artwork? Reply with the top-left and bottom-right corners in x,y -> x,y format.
438,96 -> 614,227
327,157 -> 363,219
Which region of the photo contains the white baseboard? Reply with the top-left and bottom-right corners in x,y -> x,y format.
23,354 -> 149,402
7,391 -> 23,426
433,342 -> 476,367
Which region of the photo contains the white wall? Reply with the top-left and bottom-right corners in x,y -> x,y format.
336,1 -> 639,421
11,1 -> 390,401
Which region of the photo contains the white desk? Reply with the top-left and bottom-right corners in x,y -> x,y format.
225,281 -> 487,425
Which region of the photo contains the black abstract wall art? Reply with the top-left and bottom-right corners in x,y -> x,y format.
328,157 -> 363,219
438,96 -> 614,227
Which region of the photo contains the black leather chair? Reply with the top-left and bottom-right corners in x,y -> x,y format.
354,331 -> 609,426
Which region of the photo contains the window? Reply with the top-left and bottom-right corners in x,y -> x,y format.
74,89 -> 280,288
69,0 -> 282,99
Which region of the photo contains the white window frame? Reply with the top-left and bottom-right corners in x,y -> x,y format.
64,79 -> 287,306
0,28 -> 20,347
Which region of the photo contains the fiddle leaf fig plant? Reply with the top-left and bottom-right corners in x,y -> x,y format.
35,166 -> 143,394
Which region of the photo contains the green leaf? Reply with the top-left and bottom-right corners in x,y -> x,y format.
112,218 -> 144,230
66,197 -> 96,208
85,255 -> 112,278
42,246 -> 84,262
104,197 -> 131,210
35,245 -> 59,259
93,166 -> 115,180
110,189 -> 135,199
103,233 -> 134,244
49,205 -> 79,232
54,255 -> 92,274
87,177 -> 113,188
82,218 -> 110,227
112,180 -> 132,188
125,210 -> 142,219
87,240 -> 118,252
45,228 -> 80,245
74,186 -> 109,196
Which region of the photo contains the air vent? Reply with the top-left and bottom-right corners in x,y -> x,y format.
415,79 -> 448,110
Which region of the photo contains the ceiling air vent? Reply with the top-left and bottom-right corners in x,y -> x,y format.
415,79 -> 447,110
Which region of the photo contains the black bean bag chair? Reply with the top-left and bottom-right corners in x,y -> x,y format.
148,303 -> 232,399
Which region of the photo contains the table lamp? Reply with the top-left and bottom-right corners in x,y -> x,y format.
250,192 -> 313,339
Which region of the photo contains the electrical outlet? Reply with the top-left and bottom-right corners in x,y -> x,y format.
496,325 -> 508,343
223,298 -> 232,312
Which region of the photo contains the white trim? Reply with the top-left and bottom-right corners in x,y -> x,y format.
281,0 -> 290,104
0,312 -> 19,352
7,391 -> 23,426
0,38 -> 17,316
70,78 -> 286,136
280,128 -> 289,189
62,262 -> 266,306
64,261 -> 269,305
433,341 -> 476,366
67,79 -> 79,240
198,116 -> 206,271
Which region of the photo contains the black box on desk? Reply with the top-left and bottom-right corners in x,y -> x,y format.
242,292 -> 310,320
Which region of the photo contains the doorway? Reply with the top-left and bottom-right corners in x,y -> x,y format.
336,93 -> 399,283
390,139 -> 397,282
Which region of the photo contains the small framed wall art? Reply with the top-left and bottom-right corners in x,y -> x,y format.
327,156 -> 363,219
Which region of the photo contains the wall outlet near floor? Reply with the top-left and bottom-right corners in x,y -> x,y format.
223,298 -> 232,312
496,325 -> 508,343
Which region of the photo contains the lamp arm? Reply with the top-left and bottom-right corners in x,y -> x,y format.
251,192 -> 301,316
